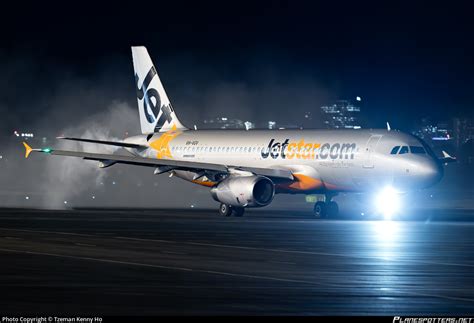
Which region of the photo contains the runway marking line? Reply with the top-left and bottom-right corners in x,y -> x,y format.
115,236 -> 174,244
1,227 -> 473,269
74,243 -> 96,247
0,247 -> 320,286
0,247 -> 472,303
183,241 -> 474,269
268,260 -> 296,265
161,250 -> 188,255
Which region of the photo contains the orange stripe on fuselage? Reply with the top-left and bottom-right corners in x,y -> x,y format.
286,174 -> 325,191
323,182 -> 342,191
277,174 -> 350,193
192,174 -> 349,191
191,179 -> 217,187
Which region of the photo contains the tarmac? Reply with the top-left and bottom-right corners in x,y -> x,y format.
0,207 -> 473,315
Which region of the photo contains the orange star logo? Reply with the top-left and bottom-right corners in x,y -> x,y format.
149,125 -> 181,159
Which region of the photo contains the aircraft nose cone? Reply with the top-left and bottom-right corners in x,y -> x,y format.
418,159 -> 443,187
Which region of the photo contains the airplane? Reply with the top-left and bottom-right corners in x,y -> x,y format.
22,46 -> 453,217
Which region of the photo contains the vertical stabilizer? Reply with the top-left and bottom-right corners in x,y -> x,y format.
131,46 -> 187,134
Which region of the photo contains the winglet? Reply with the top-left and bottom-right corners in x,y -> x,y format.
440,150 -> 457,164
23,142 -> 33,158
442,150 -> 456,160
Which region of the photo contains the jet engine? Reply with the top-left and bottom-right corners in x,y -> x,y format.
210,176 -> 275,207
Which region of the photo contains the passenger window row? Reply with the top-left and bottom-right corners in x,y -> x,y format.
171,146 -> 262,153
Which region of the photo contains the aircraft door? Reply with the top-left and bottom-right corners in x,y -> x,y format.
363,135 -> 382,168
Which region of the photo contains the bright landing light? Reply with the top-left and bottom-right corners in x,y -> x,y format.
375,186 -> 401,219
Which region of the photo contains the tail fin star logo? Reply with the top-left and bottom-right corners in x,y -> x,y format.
149,125 -> 181,159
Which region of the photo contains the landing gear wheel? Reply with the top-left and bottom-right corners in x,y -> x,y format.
313,201 -> 327,218
233,207 -> 245,217
219,203 -> 232,217
326,201 -> 339,217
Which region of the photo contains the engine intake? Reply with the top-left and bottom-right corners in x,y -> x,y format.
210,176 -> 275,207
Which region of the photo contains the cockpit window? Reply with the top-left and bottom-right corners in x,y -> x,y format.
399,146 -> 409,154
420,141 -> 438,159
390,146 -> 400,154
410,146 -> 426,154
410,134 -> 439,160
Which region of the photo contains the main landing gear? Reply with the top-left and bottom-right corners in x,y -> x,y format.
219,203 -> 245,217
313,194 -> 339,218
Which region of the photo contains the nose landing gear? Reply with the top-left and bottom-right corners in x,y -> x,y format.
313,201 -> 327,217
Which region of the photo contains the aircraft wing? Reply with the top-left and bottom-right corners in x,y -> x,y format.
22,142 -> 294,180
57,136 -> 147,149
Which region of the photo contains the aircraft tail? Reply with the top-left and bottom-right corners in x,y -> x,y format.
131,46 -> 187,134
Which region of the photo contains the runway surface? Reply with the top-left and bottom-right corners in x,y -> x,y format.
0,207 -> 473,315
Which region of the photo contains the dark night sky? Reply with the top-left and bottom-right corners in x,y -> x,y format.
1,1 -> 473,134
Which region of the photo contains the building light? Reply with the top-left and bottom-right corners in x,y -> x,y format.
244,121 -> 255,131
321,99 -> 361,129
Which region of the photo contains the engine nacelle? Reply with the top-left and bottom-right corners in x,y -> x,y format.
210,176 -> 275,207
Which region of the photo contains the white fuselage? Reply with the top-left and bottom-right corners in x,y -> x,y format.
124,128 -> 443,194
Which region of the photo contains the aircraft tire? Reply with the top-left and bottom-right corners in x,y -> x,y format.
219,203 -> 232,217
313,201 -> 327,218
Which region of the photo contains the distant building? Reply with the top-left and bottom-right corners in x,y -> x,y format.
276,123 -> 302,130
413,118 -> 454,145
453,117 -> 474,148
268,121 -> 277,130
320,100 -> 361,129
202,117 -> 245,129
412,117 -> 474,163
244,121 -> 255,131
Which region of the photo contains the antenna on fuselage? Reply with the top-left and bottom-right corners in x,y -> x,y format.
386,122 -> 391,131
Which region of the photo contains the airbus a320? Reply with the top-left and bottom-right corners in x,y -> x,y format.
23,46 -> 454,217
